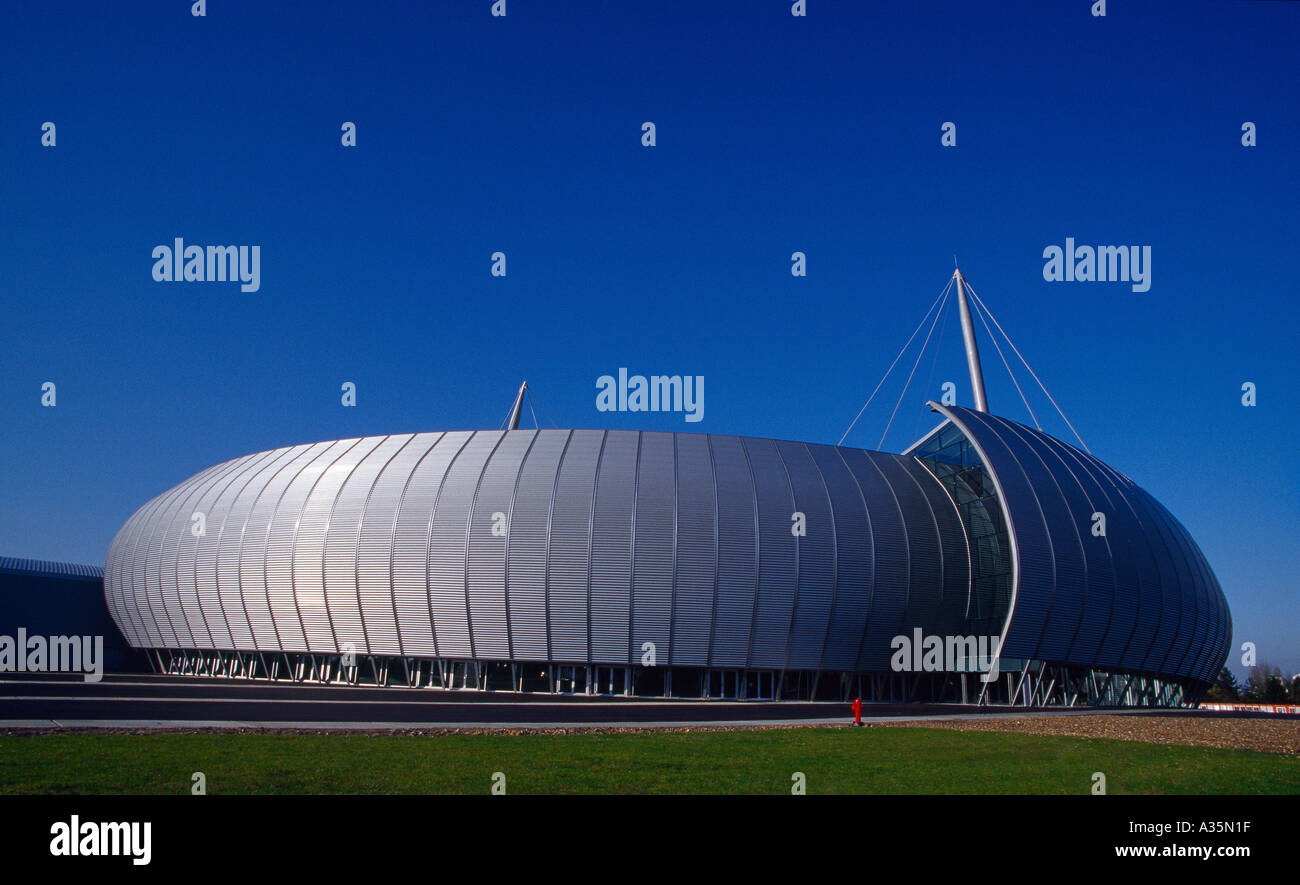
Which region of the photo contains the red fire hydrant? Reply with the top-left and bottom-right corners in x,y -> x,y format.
851,696 -> 863,727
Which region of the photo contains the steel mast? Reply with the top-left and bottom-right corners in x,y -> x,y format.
953,267 -> 989,413
506,381 -> 528,430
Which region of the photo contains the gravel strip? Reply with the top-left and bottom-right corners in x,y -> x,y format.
0,724 -> 833,738
5,712 -> 1297,754
878,712 -> 1300,755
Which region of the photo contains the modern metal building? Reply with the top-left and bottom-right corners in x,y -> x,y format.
1,557 -> 143,673
102,272 -> 1231,705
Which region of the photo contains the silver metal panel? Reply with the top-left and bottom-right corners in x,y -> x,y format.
426,431 -> 498,658
142,462 -> 231,649
707,435 -> 756,669
132,488 -> 167,647
1127,481 -> 1182,676
297,437 -> 382,653
905,455 -> 970,641
359,434 -> 440,656
777,441 -> 833,672
945,409 -> 1053,661
547,430 -> 600,662
987,415 -> 1088,664
839,449 -> 904,672
1129,484 -> 1198,678
744,437 -> 795,670
400,431 -> 472,657
139,485 -> 183,649
1036,434 -> 1123,670
110,503 -> 146,646
217,446 -> 303,650
468,430 -> 534,660
980,414 -> 1080,662
241,443 -> 331,651
105,521 -> 135,644
104,410 -> 1227,691
1085,457 -> 1167,673
144,463 -> 222,649
939,406 -> 1228,684
809,444 -> 873,671
1168,504 -> 1208,680
671,432 -> 715,667
508,430 -> 567,662
1163,497 -> 1211,681
1118,481 -> 1184,675
1106,470 -> 1164,672
102,523 -> 133,646
590,431 -> 636,664
192,451 -> 277,650
632,431 -> 675,666
123,497 -> 161,648
326,435 -> 411,656
1072,457 -> 1146,672
1018,428 -> 1106,665
110,498 -> 153,646
266,441 -> 354,653
1169,516 -> 1211,681
159,461 -> 224,649
875,455 -> 943,641
173,453 -> 262,650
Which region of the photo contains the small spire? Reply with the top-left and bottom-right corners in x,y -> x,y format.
953,270 -> 988,413
506,381 -> 528,430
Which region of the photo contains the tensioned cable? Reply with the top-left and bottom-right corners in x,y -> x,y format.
838,277 -> 954,446
965,281 -> 1091,454
499,392 -> 525,430
968,288 -> 1041,430
529,387 -> 559,429
878,284 -> 951,450
527,400 -> 541,430
912,290 -> 952,444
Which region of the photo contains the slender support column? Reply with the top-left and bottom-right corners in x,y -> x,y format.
507,381 -> 528,430
954,268 -> 989,413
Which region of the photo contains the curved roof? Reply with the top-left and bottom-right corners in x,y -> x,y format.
930,405 -> 1229,685
0,556 -> 104,580
104,429 -> 971,671
103,414 -> 1229,687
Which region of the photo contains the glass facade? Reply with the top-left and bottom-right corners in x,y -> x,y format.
910,422 -> 1012,638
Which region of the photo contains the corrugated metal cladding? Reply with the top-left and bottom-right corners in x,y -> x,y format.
0,556 -> 104,580
933,406 -> 1230,686
104,430 -> 973,671
0,559 -> 145,671
104,413 -> 1228,687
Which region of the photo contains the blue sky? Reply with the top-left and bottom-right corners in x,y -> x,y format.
1,1 -> 1296,677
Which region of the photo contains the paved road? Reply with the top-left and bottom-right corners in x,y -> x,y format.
0,673 -> 992,728
0,674 -> 1278,729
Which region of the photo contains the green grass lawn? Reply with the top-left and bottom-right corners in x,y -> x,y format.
1,727 -> 1296,795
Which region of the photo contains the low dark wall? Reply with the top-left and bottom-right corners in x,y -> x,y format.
0,559 -> 148,673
